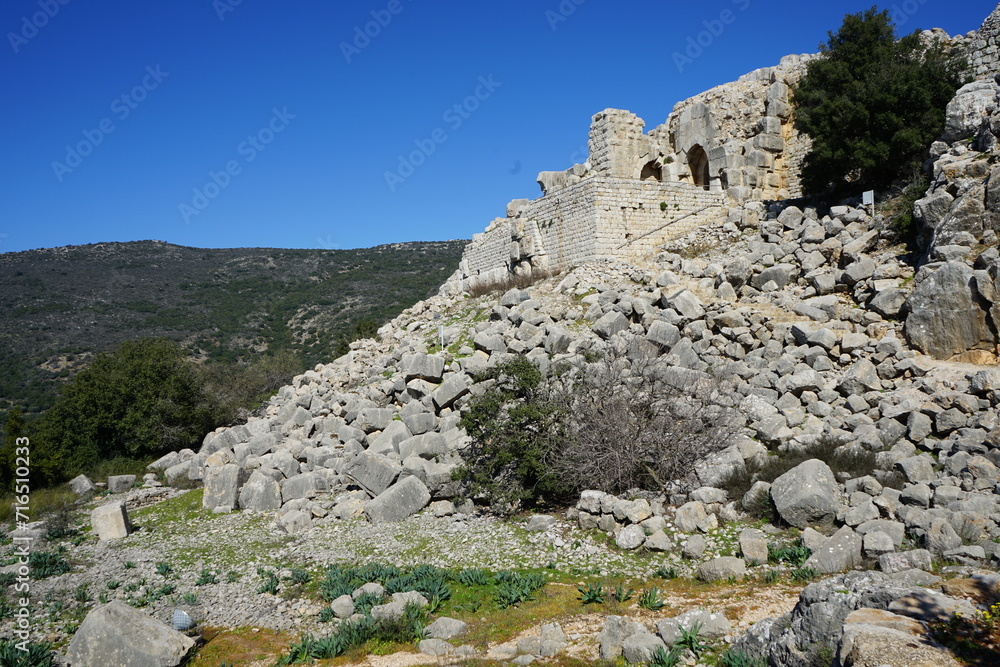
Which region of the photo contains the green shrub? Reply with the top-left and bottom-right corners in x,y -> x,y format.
456,356 -> 570,511
794,7 -> 968,195
196,569 -> 217,586
674,622 -> 708,657
28,551 -> 71,579
612,583 -> 635,603
493,571 -> 545,609
649,645 -> 684,667
0,640 -> 54,667
768,542 -> 812,567
639,587 -> 665,611
454,568 -> 492,587
578,583 -> 605,604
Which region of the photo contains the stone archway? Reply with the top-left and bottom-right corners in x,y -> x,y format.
640,160 -> 663,182
688,145 -> 710,190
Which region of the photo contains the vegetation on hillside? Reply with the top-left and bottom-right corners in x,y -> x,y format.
0,240 -> 465,424
794,7 -> 968,195
457,353 -> 738,512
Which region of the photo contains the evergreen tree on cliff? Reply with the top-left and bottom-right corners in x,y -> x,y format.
794,6 -> 967,195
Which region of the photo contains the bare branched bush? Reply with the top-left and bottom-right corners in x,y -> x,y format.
547,352 -> 742,496
465,269 -> 558,299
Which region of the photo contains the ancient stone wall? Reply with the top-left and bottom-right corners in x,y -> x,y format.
963,4 -> 1000,80
443,178 -> 724,294
660,54 -> 815,201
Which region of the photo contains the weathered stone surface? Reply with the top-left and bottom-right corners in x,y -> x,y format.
238,471 -> 282,511
107,474 -> 136,494
65,601 -> 195,667
401,354 -> 445,383
432,375 -> 471,411
70,474 -> 97,495
878,549 -> 932,574
770,459 -> 840,528
277,508 -> 311,534
616,525 -> 646,550
367,420 -> 412,456
364,475 -> 431,523
203,464 -> 244,511
526,515 -> 558,532
598,616 -> 645,660
621,632 -> 667,664
91,502 -> 132,541
698,557 -> 746,582
805,526 -> 863,574
344,452 -> 402,496
906,261 -> 989,359
674,501 -> 708,533
739,528 -> 769,564
657,609 -> 732,643
425,616 -> 468,640
839,608 -> 962,667
593,311 -> 629,339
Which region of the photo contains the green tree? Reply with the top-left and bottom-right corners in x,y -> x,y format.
0,409 -> 26,493
794,6 -> 967,195
32,339 -> 216,484
456,356 -> 571,511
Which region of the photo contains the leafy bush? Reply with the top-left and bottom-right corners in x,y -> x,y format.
196,569 -> 217,586
28,551 -> 71,579
649,645 -> 684,667
457,356 -> 570,511
612,583 -> 635,603
578,583 -> 605,604
674,622 -> 708,657
0,641 -> 54,667
458,352 -> 738,510
639,587 -> 665,611
31,339 -> 218,484
493,571 -> 545,609
768,542 -> 812,567
454,568 -> 492,587
794,7 -> 967,195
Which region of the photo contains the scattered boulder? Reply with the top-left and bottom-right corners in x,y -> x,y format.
65,602 -> 195,667
91,502 -> 131,541
364,475 -> 431,523
770,459 -> 840,529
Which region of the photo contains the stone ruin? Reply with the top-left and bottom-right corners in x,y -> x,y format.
442,54 -> 815,295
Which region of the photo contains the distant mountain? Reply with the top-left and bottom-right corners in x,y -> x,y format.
0,239 -> 465,417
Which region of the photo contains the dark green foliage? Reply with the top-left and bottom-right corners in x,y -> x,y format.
654,566 -> 679,580
791,567 -> 818,582
639,587 -> 665,611
578,582 -> 605,604
794,7 -> 967,195
274,603 -> 425,665
768,541 -> 813,567
316,607 -> 335,623
763,569 -> 781,584
649,646 -> 684,667
0,573 -> 16,587
0,409 -> 26,493
286,568 -> 311,585
196,569 -> 217,586
457,356 -> 571,511
493,571 -> 545,609
0,641 -> 54,667
257,569 -> 279,595
454,568 -> 492,587
674,622 -> 709,657
155,562 -> 173,577
720,648 -> 768,667
31,339 -> 216,485
0,241 -> 465,423
352,591 -> 384,616
612,582 -> 636,603
28,551 -> 71,579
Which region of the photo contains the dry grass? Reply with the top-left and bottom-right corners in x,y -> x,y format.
466,269 -> 559,299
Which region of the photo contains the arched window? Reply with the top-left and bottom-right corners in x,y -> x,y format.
688,145 -> 710,190
640,160 -> 662,182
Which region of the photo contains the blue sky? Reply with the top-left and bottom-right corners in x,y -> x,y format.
0,0 -> 994,253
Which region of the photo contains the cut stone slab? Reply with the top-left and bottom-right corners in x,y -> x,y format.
364,475 -> 431,523
106,474 -> 136,494
770,459 -> 840,528
91,502 -> 132,541
344,451 -> 402,496
698,557 -> 746,582
65,601 -> 195,667
202,464 -> 244,511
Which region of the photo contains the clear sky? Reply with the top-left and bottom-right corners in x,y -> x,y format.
0,0 -> 995,253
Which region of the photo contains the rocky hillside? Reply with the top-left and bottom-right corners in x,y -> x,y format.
0,240 -> 465,417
